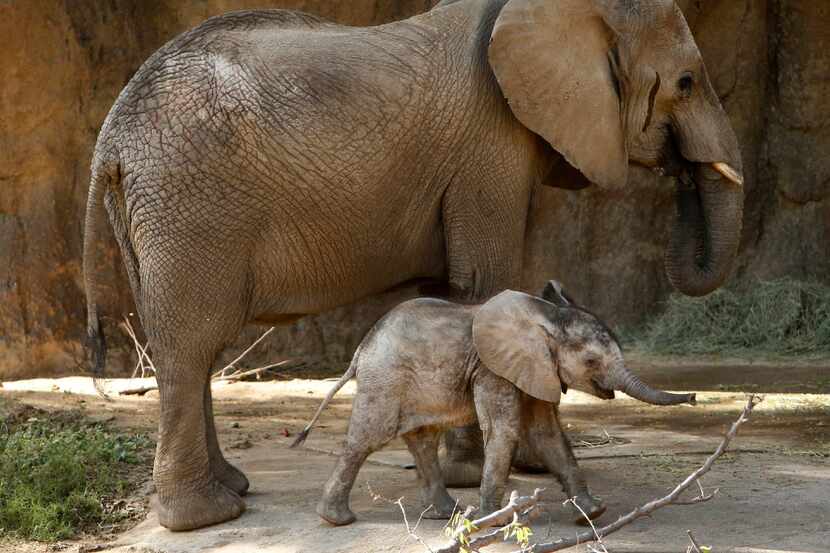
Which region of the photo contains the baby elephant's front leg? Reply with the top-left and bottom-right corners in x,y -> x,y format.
474,376 -> 522,514
479,425 -> 520,513
526,401 -> 605,523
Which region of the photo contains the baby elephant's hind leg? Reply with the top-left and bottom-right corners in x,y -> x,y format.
318,393 -> 398,526
317,442 -> 373,526
403,428 -> 458,519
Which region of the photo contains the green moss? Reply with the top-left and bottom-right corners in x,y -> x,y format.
634,278 -> 830,356
0,406 -> 152,541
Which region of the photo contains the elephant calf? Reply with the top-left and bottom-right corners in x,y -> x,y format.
293,281 -> 695,525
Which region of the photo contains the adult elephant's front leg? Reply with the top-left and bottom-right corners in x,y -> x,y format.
442,425 -> 485,488
153,351 -> 245,531
204,381 -> 249,495
439,174 -> 532,487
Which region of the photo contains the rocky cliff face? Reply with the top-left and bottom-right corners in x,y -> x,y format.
1,0 -> 827,379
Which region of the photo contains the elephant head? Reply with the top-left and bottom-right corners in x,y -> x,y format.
472,281 -> 696,406
489,0 -> 744,296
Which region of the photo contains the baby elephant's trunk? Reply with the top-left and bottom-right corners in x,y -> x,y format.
608,364 -> 696,406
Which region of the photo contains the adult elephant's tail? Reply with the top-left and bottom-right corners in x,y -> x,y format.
83,157 -> 119,393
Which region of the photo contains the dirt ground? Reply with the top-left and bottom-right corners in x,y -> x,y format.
1,362 -> 828,553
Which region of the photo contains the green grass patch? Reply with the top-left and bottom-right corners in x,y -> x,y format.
634,278 -> 830,356
0,402 -> 153,541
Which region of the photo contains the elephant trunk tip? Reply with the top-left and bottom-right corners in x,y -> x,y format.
687,392 -> 697,405
290,428 -> 310,448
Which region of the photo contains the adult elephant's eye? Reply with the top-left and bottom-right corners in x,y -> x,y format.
678,73 -> 694,95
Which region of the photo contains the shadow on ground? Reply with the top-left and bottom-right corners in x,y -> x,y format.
1,362 -> 828,552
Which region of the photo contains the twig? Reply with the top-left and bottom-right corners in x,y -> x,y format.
120,316 -> 155,378
565,497 -> 607,553
212,360 -> 292,382
367,483 -> 436,553
686,529 -> 703,553
213,327 -> 275,378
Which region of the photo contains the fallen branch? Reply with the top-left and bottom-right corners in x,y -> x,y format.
432,394 -> 762,553
521,394 -> 761,552
436,489 -> 543,553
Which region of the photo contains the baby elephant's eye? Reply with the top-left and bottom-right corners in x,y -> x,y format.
678,73 -> 694,95
585,358 -> 600,370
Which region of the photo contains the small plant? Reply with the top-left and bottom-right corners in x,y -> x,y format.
0,405 -> 153,541
444,509 -> 533,552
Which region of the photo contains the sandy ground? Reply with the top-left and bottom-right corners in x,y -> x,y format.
1,369 -> 828,553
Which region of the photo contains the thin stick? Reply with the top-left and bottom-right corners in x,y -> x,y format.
686,529 -> 703,553
212,360 -> 292,382
213,327 -> 275,378
565,497 -> 607,552
367,483 -> 436,553
120,316 -> 155,378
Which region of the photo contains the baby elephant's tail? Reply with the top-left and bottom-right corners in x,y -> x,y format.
290,357 -> 358,448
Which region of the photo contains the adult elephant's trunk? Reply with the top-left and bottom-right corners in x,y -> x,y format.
664,162 -> 744,297
607,364 -> 696,406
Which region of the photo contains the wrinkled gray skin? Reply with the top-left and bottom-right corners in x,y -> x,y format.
295,281 -> 695,525
83,0 -> 741,531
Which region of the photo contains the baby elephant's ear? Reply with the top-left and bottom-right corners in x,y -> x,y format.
472,290 -> 561,404
541,280 -> 571,307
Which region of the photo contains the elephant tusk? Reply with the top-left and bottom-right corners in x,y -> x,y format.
711,162 -> 743,187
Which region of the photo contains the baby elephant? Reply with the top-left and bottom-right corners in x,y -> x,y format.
293,281 -> 695,526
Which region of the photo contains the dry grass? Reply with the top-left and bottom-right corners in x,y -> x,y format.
635,278 -> 830,356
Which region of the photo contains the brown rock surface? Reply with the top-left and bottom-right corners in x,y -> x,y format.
1,0 -> 827,379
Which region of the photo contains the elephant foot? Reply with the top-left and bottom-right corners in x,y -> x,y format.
441,458 -> 484,488
421,493 -> 459,520
479,500 -> 502,515
213,459 -> 250,496
568,492 -> 606,525
317,498 -> 356,526
155,480 -> 245,531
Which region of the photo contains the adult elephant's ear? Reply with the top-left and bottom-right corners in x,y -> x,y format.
489,0 -> 628,188
472,290 -> 562,403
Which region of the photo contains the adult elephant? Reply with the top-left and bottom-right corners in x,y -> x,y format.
84,0 -> 743,531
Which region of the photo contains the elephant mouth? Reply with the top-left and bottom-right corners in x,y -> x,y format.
590,378 -> 615,400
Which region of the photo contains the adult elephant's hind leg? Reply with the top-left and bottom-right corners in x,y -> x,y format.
403,427 -> 458,519
152,346 -> 245,531
144,263 -> 249,531
205,381 -> 250,495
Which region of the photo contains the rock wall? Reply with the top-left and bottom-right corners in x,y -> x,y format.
1,0 -> 827,379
